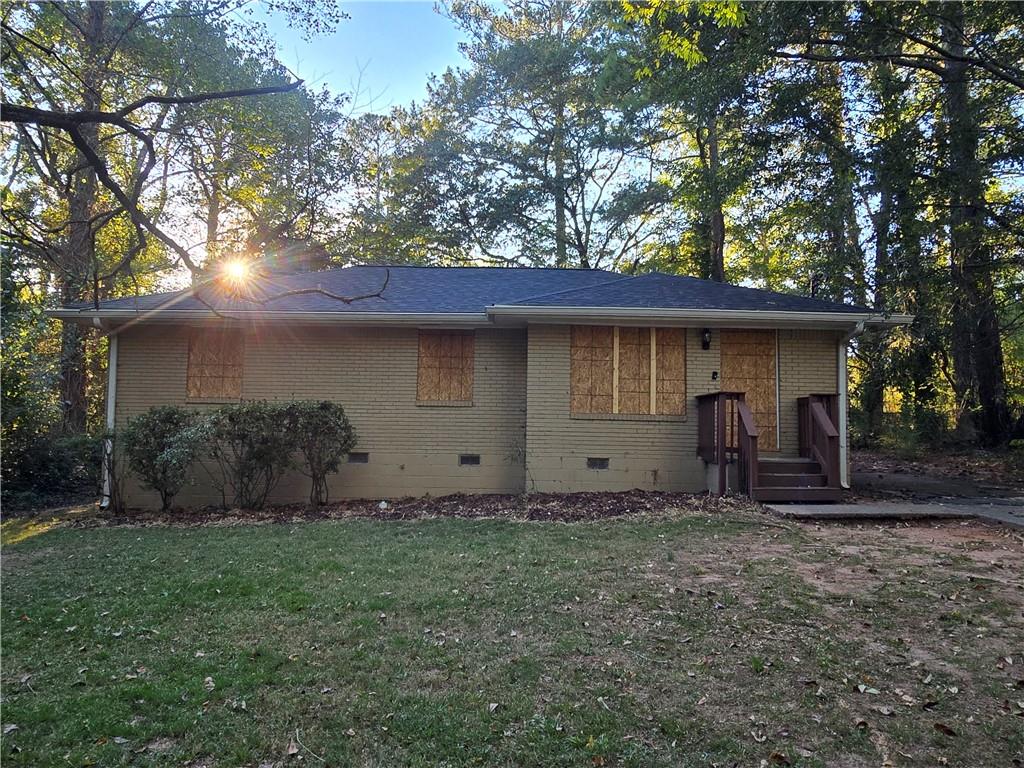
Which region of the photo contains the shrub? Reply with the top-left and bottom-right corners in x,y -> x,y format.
1,431 -> 105,510
198,401 -> 294,510
121,406 -> 201,512
101,430 -> 129,515
283,401 -> 357,510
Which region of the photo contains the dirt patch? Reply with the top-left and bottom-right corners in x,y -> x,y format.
851,447 -> 1024,501
145,737 -> 178,753
60,490 -> 762,530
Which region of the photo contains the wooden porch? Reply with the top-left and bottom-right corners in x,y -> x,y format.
696,391 -> 842,502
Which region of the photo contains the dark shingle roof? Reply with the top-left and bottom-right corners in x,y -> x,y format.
68,265 -> 871,316
78,265 -> 621,314
506,272 -> 871,314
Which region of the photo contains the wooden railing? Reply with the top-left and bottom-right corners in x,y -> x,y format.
735,400 -> 759,495
798,394 -> 840,488
696,391 -> 754,496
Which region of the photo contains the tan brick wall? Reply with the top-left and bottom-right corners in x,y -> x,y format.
114,324 -> 527,507
524,325 -> 841,493
777,329 -> 841,454
113,322 -> 842,506
525,325 -> 715,493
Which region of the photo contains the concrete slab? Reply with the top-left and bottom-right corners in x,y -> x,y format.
766,500 -> 1024,529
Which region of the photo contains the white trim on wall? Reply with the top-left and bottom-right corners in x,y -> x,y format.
100,333 -> 118,508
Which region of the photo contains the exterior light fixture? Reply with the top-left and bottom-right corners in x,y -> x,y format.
701,328 -> 712,350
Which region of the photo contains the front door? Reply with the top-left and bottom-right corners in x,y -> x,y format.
720,329 -> 778,451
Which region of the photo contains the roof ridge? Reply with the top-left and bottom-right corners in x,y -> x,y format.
329,263 -> 618,274
642,271 -> 870,312
499,273 -> 637,305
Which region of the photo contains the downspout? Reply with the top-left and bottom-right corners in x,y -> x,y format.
838,320 -> 865,489
100,330 -> 118,507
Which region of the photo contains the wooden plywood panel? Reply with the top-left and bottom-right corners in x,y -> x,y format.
655,328 -> 686,415
570,325 -> 614,413
617,327 -> 651,415
721,329 -> 777,450
187,328 -> 243,399
417,330 -> 474,402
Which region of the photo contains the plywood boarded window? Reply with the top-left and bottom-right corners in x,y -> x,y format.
186,328 -> 243,400
570,326 -> 686,416
570,325 -> 614,413
720,329 -> 778,450
417,330 -> 474,403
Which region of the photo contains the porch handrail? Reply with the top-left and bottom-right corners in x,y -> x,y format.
735,400 -> 759,495
801,398 -> 840,489
696,391 -> 747,496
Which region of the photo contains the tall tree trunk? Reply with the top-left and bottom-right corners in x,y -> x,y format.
858,63 -> 898,441
706,122 -> 726,283
553,99 -> 568,267
59,2 -> 105,434
551,7 -> 569,268
941,4 -> 1011,445
860,186 -> 892,442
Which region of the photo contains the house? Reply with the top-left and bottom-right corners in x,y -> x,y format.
50,265 -> 910,508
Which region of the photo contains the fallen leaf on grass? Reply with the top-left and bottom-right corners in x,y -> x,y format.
768,751 -> 790,765
3,724 -> 18,735
286,739 -> 299,756
934,722 -> 957,737
872,705 -> 896,716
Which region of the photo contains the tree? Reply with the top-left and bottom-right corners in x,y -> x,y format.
1,1 -> 344,432
405,0 -> 673,269
283,401 -> 357,511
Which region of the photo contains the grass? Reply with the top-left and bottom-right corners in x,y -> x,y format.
2,509 -> 1022,767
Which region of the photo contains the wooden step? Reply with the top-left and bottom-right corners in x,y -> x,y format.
758,458 -> 821,474
752,486 -> 842,503
757,472 -> 827,488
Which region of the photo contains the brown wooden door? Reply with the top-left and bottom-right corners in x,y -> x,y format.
720,329 -> 778,451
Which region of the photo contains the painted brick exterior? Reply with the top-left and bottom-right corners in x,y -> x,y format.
115,325 -> 527,507
778,329 -> 842,455
523,326 -> 839,493
113,322 -> 840,506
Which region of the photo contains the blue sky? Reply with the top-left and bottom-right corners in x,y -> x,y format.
262,1 -> 469,111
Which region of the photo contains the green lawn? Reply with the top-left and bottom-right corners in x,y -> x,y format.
2,510 -> 1021,767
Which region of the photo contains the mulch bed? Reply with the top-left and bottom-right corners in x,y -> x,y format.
62,490 -> 762,529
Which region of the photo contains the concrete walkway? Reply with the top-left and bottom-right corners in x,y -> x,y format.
766,498 -> 1024,529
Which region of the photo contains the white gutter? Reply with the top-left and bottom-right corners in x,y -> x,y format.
100,332 -> 118,508
50,305 -> 915,331
47,309 -> 490,328
838,321 -> 866,489
488,305 -> 913,328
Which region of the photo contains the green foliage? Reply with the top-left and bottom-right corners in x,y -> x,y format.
1,432 -> 105,511
121,407 -> 202,512
621,1 -> 747,69
196,401 -> 296,510
282,401 -> 357,510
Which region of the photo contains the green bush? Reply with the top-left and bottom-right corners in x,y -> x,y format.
0,431 -> 104,510
198,401 -> 294,510
121,406 -> 201,512
283,400 -> 357,510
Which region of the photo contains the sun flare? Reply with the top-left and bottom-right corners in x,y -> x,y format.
221,259 -> 250,285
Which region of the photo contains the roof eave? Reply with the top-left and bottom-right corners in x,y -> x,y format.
45,308 -> 491,329
487,305 -> 914,329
